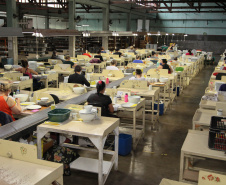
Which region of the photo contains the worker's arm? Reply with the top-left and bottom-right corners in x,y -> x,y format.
29,68 -> 38,75
108,103 -> 114,113
7,97 -> 22,114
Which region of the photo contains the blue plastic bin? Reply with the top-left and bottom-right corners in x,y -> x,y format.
173,86 -> 180,96
154,102 -> 164,116
118,134 -> 132,156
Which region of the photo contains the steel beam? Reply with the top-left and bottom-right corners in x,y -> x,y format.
148,10 -> 226,13
111,0 -> 226,4
134,6 -> 226,9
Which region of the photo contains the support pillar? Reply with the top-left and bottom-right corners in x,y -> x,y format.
45,15 -> 49,29
102,36 -> 108,50
126,12 -> 131,31
102,0 -> 109,50
68,0 -> 76,57
6,0 -> 18,64
142,17 -> 146,32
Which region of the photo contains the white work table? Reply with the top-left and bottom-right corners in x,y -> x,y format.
160,178 -> 192,185
37,117 -> 120,185
192,108 -> 216,130
179,130 -> 226,183
115,98 -> 146,149
0,139 -> 63,185
117,87 -> 160,122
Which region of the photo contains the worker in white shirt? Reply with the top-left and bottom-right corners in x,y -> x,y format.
106,60 -> 119,70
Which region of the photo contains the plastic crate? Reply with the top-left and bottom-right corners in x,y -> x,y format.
210,116 -> 226,131
48,108 -> 71,122
118,134 -> 132,156
208,129 -> 226,151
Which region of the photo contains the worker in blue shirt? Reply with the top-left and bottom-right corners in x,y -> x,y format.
133,56 -> 143,63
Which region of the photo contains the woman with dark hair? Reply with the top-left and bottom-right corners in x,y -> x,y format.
158,59 -> 173,74
68,65 -> 90,86
87,81 -> 114,117
94,50 -> 104,61
186,50 -> 193,56
129,69 -> 146,81
15,60 -> 41,90
51,50 -> 58,59
15,60 -> 38,78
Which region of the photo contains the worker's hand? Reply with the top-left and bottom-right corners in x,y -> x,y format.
15,98 -> 20,104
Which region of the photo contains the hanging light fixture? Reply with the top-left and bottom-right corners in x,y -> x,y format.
112,31 -> 119,36
184,34 -> 188,41
171,34 -> 174,42
82,31 -> 90,37
32,31 -> 43,37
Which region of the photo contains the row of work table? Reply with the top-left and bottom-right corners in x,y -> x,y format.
179,52 -> 226,184
0,50 -> 206,185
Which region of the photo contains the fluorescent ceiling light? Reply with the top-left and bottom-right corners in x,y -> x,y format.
82,25 -> 89,27
22,32 -> 34,33
184,34 -> 188,36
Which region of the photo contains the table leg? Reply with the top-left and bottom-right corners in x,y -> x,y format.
142,107 -> 145,136
179,151 -> 185,181
114,127 -> 119,171
151,97 -> 154,123
133,110 -> 136,149
37,129 -> 48,159
98,139 -> 104,185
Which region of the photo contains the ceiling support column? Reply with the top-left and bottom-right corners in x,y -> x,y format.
6,0 -> 18,64
69,0 -> 76,57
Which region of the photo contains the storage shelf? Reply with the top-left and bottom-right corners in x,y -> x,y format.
70,157 -> 111,175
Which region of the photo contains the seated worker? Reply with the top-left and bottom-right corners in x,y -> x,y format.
133,56 -> 143,63
83,52 -> 92,58
129,69 -> 146,81
113,48 -> 123,57
186,50 -> 194,56
63,55 -> 76,68
171,57 -> 180,65
15,60 -> 41,91
0,79 -> 22,122
101,47 -> 106,53
15,60 -> 38,78
106,60 -> 119,70
94,51 -> 103,61
89,58 -> 101,63
158,59 -> 173,74
51,50 -> 59,59
87,81 -> 114,117
68,65 -> 90,87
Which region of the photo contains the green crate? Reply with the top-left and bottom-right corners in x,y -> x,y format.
48,108 -> 71,122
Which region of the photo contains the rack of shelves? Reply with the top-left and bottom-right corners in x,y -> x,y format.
0,38 -> 8,59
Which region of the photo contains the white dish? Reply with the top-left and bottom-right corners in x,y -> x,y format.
159,77 -> 168,83
84,105 -> 93,113
40,97 -> 49,102
4,65 -> 12,70
121,102 -> 137,108
128,96 -> 141,104
13,81 -> 21,84
26,105 -> 42,110
73,87 -> 85,94
79,109 -> 96,122
20,76 -> 30,81
14,94 -> 28,102
155,83 -> 165,85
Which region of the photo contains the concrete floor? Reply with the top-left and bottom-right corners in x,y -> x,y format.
64,64 -> 216,185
